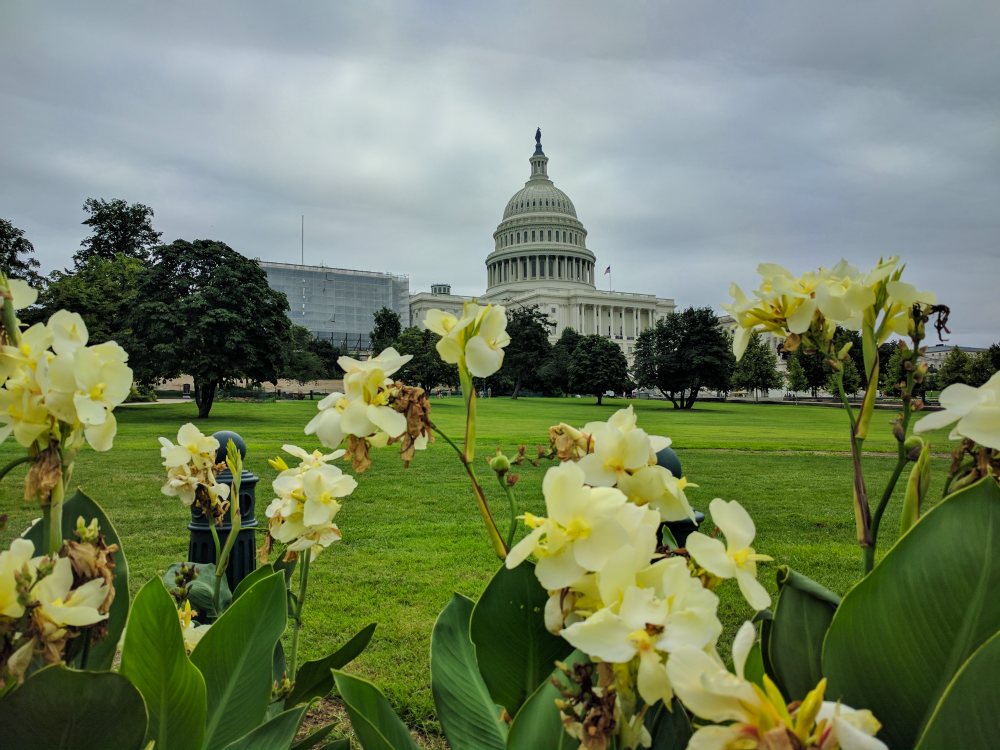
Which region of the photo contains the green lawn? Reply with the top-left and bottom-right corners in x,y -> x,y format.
0,397 -> 956,736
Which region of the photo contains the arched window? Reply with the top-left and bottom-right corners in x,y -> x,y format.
531,230 -> 536,241
516,232 -> 521,243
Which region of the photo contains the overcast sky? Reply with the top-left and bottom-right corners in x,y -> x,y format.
2,1 -> 998,344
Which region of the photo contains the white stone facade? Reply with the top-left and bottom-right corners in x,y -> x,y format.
410,134 -> 675,358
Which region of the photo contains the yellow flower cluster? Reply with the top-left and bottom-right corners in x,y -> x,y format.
158,423 -> 230,514
424,301 -> 511,378
264,444 -> 358,560
0,535 -> 111,688
0,278 -> 133,455
724,257 -> 935,359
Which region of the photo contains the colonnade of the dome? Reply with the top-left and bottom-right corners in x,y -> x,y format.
487,255 -> 595,287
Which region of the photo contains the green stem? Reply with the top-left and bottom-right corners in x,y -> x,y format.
430,420 -> 508,560
496,474 -> 519,550
0,455 -> 32,483
208,520 -> 222,614
1,293 -> 21,347
46,475 -> 66,556
833,370 -> 872,567
288,553 -> 311,679
864,354 -> 917,573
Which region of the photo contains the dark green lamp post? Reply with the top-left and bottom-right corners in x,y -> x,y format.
187,430 -> 260,590
656,446 -> 705,548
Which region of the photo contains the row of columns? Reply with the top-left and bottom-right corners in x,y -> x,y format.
488,255 -> 594,287
576,302 -> 657,340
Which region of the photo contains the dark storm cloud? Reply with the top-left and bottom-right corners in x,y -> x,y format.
1,1 -> 997,343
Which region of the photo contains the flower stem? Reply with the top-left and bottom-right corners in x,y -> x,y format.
1,293 -> 21,347
496,474 -> 519,550
46,475 -> 66,556
864,351 -> 918,573
0,455 -> 32,484
288,553 -> 311,680
208,520 -> 223,614
833,369 -> 873,566
429,420 -> 509,560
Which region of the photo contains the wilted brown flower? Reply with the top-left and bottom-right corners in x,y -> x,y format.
346,435 -> 373,473
389,383 -> 434,467
549,424 -> 592,462
554,660 -> 617,750
24,443 -> 62,504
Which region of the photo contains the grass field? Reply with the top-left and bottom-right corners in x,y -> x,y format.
0,396 -> 956,737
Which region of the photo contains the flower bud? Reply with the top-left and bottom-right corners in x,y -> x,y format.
74,516 -> 100,543
904,436 -> 924,461
268,455 -> 289,472
489,451 -> 511,475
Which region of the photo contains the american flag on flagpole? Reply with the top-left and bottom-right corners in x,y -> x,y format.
604,265 -> 611,275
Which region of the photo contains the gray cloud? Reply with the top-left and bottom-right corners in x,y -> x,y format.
1,1 -> 997,344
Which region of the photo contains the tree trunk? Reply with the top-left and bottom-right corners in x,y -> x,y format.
511,375 -> 522,400
684,386 -> 701,409
596,393 -> 603,406
196,380 -> 217,418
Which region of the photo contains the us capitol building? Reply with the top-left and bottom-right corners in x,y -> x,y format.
410,131 -> 675,358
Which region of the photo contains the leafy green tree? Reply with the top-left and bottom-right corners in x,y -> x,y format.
130,239 -> 291,418
500,305 -> 553,398
790,348 -> 831,398
538,327 -> 581,395
632,308 -> 733,409
936,346 -> 970,388
395,326 -> 458,392
989,343 -> 1000,371
306,338 -> 343,379
731,332 -> 783,401
785,352 -> 808,395
966,350 -> 996,387
0,218 -> 43,287
280,325 -> 326,385
32,254 -> 143,349
370,306 -> 402,353
827,355 -> 862,396
569,335 -> 630,405
76,198 -> 161,266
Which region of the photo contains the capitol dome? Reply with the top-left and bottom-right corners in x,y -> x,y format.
485,131 -> 596,294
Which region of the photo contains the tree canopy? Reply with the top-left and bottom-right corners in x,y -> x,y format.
935,346 -> 970,389
370,306 -> 402,353
130,239 -> 291,417
569,335 -> 631,405
785,352 -> 808,395
0,218 -> 43,287
537,327 -> 581,395
395,326 -> 458,392
632,307 -> 733,409
499,305 -> 553,398
76,198 -> 161,266
33,254 -> 143,352
279,325 -> 327,385
731,332 -> 783,401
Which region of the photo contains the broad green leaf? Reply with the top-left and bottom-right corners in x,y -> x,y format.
332,669 -> 420,750
823,477 -> 1000,749
915,630 -> 1000,749
318,742 -> 350,750
191,571 -> 287,750
0,665 -> 147,749
506,650 -> 587,750
767,567 -> 839,700
645,699 -> 692,750
742,642 -> 766,688
431,594 -> 507,749
232,563 -> 276,602
291,723 -> 338,750
23,489 -> 129,670
285,622 -> 377,707
221,705 -> 307,750
470,562 -> 572,716
120,579 -> 207,750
